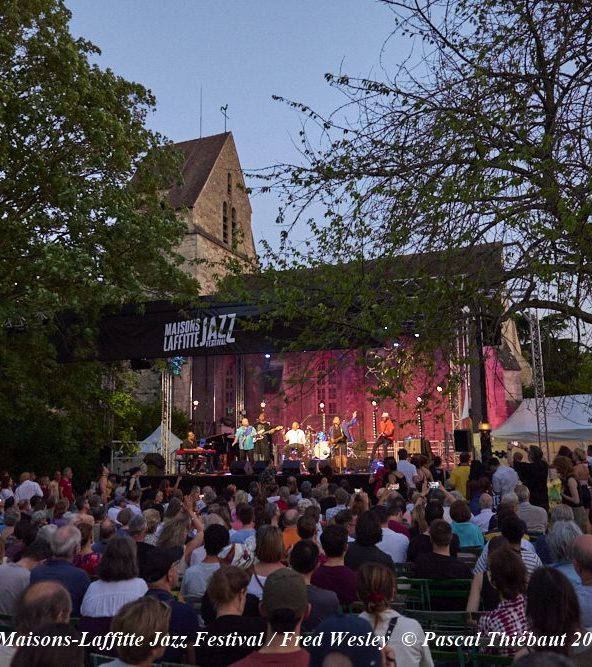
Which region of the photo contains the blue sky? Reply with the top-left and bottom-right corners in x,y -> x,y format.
65,0 -> 404,249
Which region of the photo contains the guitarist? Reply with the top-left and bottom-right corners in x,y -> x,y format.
329,416 -> 348,472
255,412 -> 272,462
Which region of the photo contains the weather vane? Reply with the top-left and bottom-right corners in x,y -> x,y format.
220,104 -> 229,132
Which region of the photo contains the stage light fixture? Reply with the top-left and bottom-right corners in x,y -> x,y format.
414,333 -> 420,338
192,400 -> 199,407
260,401 -> 266,409
319,402 -> 325,410
264,353 -> 271,359
416,396 -> 423,403
436,386 -> 443,393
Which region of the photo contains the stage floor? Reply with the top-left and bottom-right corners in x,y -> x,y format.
144,472 -> 373,495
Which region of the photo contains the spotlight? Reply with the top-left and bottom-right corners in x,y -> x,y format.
260,401 -> 266,409
319,402 -> 325,410
371,400 -> 378,408
192,400 -> 199,408
264,353 -> 271,359
414,333 -> 420,338
393,341 -> 400,348
416,396 -> 423,403
436,386 -> 443,393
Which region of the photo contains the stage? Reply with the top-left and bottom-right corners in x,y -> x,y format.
144,472 -> 374,495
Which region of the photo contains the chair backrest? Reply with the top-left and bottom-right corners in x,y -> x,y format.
395,577 -> 429,610
90,656 -> 115,667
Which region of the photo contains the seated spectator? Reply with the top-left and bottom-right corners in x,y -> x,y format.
407,500 -> 460,562
0,508 -> 20,545
334,508 -> 356,542
51,499 -> 69,528
80,536 -> 147,628
73,522 -> 101,577
182,524 -> 229,599
5,520 -> 37,562
319,483 -> 338,517
199,567 -> 266,666
548,519 -> 583,585
281,508 -> 300,550
386,497 -> 411,538
467,536 -> 509,613
311,524 -> 358,606
296,514 -> 317,544
158,511 -> 203,576
344,511 -> 396,572
289,540 -> 339,631
229,569 -> 310,667
449,499 -> 484,548
29,524 -> 90,615
0,581 -> 73,667
246,525 -> 286,600
10,623 -> 84,667
231,503 -> 256,544
142,509 -> 161,546
115,507 -> 133,535
487,492 -> 520,532
516,484 -> 548,534
372,504 -> 409,563
144,546 -> 200,665
534,505 -> 574,564
325,487 -> 349,522
470,493 -> 495,533
573,534 -> 592,628
309,615 -> 387,667
477,546 -> 528,657
101,597 -> 170,667
414,520 -> 472,609
474,516 -> 543,575
515,568 -> 583,663
0,540 -> 51,616
128,513 -> 154,568
357,562 -> 433,667
92,518 -> 117,556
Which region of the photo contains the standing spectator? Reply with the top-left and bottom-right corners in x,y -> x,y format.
429,456 -> 449,485
554,455 -> 589,533
490,458 -> 519,503
0,476 -> 14,502
450,500 -> 485,548
0,540 -> 51,615
471,493 -> 496,533
449,452 -> 471,499
511,445 -> 549,510
311,524 -> 357,606
477,546 -> 528,658
319,483 -> 338,517
29,525 -> 90,615
14,472 -> 43,504
80,538 -> 147,619
516,485 -> 548,533
372,505 -> 409,563
58,468 -> 74,507
229,569 -> 310,667
144,546 -> 200,665
199,567 -> 267,667
101,597 -> 170,667
0,582 -> 72,667
73,522 -> 101,577
182,525 -> 228,599
48,472 -> 61,502
324,488 -> 349,522
289,540 -> 339,631
396,449 -> 417,489
344,511 -> 395,572
357,563 -> 433,667
573,534 -> 592,628
142,509 -> 161,546
334,509 -> 356,543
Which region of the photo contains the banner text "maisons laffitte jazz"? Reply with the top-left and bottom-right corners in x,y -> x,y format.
162,314 -> 237,352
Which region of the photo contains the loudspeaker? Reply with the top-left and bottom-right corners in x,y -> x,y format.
282,461 -> 301,475
454,429 -> 472,453
253,461 -> 268,474
230,461 -> 253,475
307,461 -> 320,475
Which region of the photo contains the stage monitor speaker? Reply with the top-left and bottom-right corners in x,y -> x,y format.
453,429 -> 472,452
253,461 -> 268,474
282,461 -> 301,475
230,461 -> 253,475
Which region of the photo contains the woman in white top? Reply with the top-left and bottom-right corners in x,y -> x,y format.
358,562 -> 434,667
246,525 -> 286,600
81,537 -> 147,618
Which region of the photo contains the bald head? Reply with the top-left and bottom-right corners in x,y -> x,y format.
283,509 -> 299,526
13,581 -> 71,633
479,493 -> 493,509
573,535 -> 592,573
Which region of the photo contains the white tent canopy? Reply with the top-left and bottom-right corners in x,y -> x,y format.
139,425 -> 183,454
493,394 -> 592,443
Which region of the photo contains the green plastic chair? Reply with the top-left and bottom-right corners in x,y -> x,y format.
426,578 -> 472,611
90,655 -> 114,667
431,646 -> 468,666
471,650 -> 514,666
396,577 -> 429,610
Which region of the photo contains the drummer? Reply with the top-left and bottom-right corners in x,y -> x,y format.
283,421 -> 306,460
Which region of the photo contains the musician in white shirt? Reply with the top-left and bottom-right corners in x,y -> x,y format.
283,421 -> 306,460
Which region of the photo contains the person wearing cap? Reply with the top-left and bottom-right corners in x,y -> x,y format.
229,568 -> 311,667
371,413 -> 396,462
143,546 -> 199,665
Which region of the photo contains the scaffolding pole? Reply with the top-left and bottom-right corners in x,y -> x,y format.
160,369 -> 174,474
526,311 -> 550,462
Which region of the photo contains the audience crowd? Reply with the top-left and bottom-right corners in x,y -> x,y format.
0,444 -> 591,666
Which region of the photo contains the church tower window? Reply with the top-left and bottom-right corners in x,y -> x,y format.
222,202 -> 229,244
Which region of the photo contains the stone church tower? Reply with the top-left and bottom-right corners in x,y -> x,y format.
136,132 -> 258,416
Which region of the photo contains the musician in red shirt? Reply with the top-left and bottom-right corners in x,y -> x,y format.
371,412 -> 395,462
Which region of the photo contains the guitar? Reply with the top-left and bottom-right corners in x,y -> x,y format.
253,425 -> 284,442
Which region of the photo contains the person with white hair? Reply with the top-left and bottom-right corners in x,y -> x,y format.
548,519 -> 583,586
516,484 -> 548,534
29,524 -> 90,614
471,494 -> 496,533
